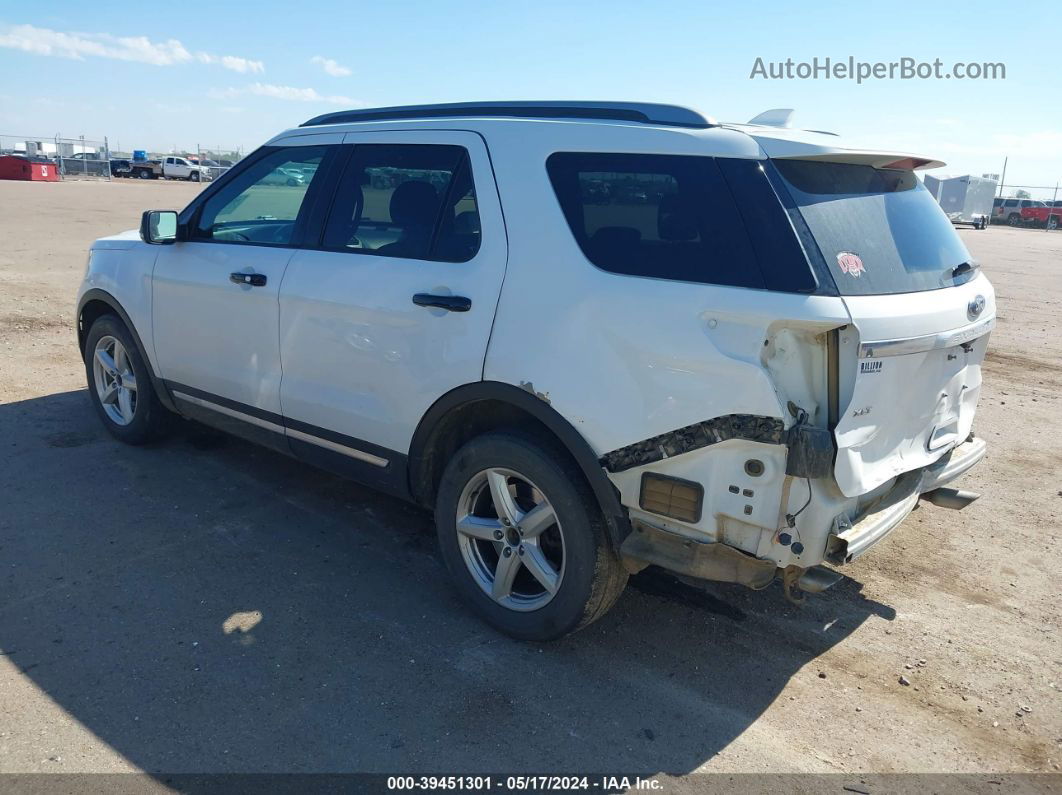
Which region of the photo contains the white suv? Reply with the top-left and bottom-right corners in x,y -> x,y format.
76,102 -> 993,640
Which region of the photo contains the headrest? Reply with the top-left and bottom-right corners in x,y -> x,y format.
453,210 -> 480,235
390,181 -> 439,227
658,194 -> 698,241
590,226 -> 642,248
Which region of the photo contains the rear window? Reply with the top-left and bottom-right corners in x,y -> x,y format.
322,144 -> 480,262
774,160 -> 975,296
546,153 -> 816,291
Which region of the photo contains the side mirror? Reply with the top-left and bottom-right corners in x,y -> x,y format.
140,210 -> 179,244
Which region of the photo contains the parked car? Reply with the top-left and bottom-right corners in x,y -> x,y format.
992,197 -> 1046,225
76,101 -> 993,640
59,152 -> 110,177
260,166 -> 306,186
161,156 -> 211,182
1020,201 -> 1062,230
196,159 -> 229,181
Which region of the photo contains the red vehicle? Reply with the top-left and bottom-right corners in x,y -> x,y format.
1020,201 -> 1062,229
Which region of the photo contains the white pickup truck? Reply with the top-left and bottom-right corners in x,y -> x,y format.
161,156 -> 211,182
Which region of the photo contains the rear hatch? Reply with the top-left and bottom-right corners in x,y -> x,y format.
772,158 -> 994,497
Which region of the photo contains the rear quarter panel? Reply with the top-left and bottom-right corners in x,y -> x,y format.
480,123 -> 851,456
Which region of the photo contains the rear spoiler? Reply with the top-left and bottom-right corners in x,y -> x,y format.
766,150 -> 945,171
739,127 -> 945,170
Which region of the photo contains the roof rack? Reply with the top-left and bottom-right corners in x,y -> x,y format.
300,101 -> 716,129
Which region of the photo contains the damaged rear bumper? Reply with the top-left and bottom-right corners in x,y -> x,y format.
620,518 -> 777,589
618,436 -> 987,587
825,437 -> 987,564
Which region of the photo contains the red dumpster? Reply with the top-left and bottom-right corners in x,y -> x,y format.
0,154 -> 61,182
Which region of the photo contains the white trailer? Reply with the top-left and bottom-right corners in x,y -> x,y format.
923,174 -> 997,229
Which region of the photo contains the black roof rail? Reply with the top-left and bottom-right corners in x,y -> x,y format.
300,101 -> 716,129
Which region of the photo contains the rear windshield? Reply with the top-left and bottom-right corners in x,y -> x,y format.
775,160 -> 975,296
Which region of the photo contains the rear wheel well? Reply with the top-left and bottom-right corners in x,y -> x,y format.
412,399 -> 574,508
409,387 -> 633,550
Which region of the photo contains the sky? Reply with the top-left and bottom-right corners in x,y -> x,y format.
1,0 -> 1059,198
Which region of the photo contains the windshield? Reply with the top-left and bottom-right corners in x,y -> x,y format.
774,160 -> 975,296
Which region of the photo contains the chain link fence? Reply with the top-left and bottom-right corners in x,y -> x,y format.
1,134 -> 247,182
0,134 -> 113,180
195,145 -> 244,181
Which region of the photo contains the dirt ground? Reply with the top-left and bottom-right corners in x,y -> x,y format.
0,179 -> 1059,783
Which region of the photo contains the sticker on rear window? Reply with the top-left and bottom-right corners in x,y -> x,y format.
836,251 -> 865,277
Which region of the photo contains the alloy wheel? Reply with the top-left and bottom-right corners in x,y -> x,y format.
92,335 -> 138,425
455,468 -> 565,611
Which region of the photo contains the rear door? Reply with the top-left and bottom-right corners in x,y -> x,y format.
773,158 -> 994,497
277,131 -> 507,481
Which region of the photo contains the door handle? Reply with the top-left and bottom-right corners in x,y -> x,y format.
230,272 -> 267,287
412,294 -> 471,312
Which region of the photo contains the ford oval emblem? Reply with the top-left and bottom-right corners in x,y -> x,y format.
968,295 -> 986,320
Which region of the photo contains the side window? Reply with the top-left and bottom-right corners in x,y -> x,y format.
193,146 -> 328,246
322,143 -> 481,262
546,152 -> 766,288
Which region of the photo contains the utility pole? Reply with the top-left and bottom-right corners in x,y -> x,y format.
998,157 -> 1008,197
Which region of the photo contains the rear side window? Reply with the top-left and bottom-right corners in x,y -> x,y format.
322,144 -> 481,262
546,153 -> 765,289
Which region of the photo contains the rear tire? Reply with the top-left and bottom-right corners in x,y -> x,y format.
1048,216 -> 1059,231
84,315 -> 171,445
435,431 -> 627,641
1007,213 -> 1022,226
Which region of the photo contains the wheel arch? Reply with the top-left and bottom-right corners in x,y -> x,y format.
77,289 -> 177,412
408,382 -> 632,548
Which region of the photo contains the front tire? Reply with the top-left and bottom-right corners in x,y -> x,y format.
435,432 -> 627,641
190,172 -> 200,182
84,315 -> 170,445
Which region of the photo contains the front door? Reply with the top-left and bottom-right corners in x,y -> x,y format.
277,131 -> 507,487
152,144 -> 334,445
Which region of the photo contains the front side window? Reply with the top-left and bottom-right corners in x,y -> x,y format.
546,152 -> 776,289
322,144 -> 481,262
193,146 -> 328,246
